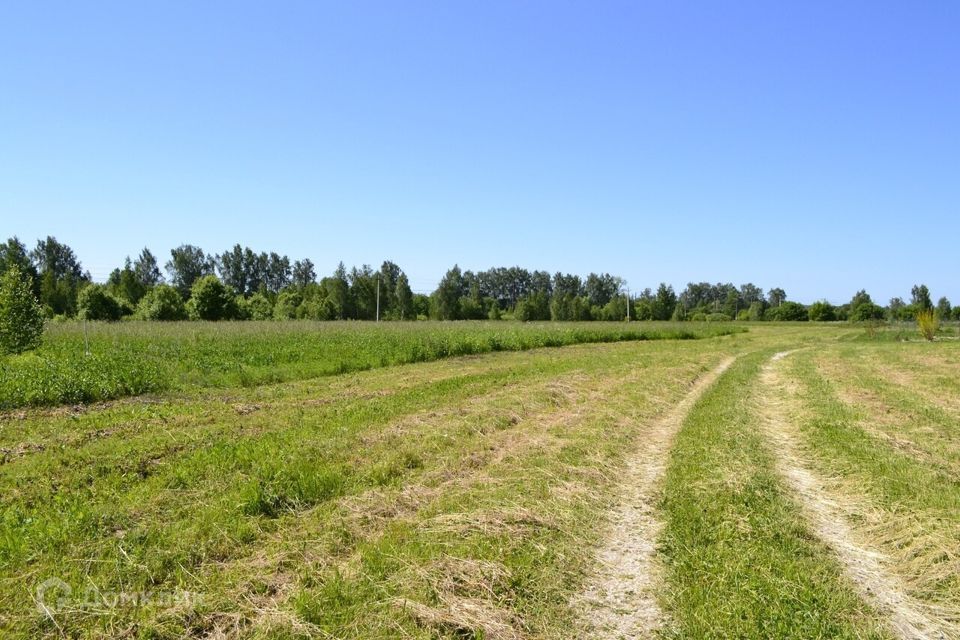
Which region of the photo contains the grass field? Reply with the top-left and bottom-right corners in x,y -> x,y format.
0,321 -> 741,409
1,322 -> 957,638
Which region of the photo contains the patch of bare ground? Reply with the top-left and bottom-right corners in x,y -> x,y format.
574,356 -> 735,639
759,352 -> 957,640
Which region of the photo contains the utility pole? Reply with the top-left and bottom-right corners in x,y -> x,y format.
376,274 -> 380,322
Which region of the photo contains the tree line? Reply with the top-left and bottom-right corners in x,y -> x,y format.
0,236 -> 956,331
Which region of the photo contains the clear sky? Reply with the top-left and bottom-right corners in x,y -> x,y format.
2,1 -> 957,303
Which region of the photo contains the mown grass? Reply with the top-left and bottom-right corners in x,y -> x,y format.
0,338 -> 725,639
786,346 -> 960,617
0,321 -> 743,409
657,351 -> 890,638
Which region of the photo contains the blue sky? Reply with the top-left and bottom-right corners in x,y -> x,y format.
1,1 -> 957,303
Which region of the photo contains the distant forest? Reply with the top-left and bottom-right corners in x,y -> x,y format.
1,236 -> 955,323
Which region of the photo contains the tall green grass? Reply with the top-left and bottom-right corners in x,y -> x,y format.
0,321 -> 743,408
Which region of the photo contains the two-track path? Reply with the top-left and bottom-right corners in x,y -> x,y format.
575,356 -> 735,639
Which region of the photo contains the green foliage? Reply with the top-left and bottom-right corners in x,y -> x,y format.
653,283 -> 678,321
273,290 -> 302,320
551,294 -> 591,321
77,284 -> 124,321
0,265 -> 45,354
807,301 -> 836,322
487,301 -> 502,320
431,265 -> 464,320
136,284 -> 187,320
935,296 -> 951,320
766,301 -> 808,321
515,291 -> 551,321
746,301 -> 764,321
849,302 -> 886,323
247,292 -> 274,320
188,275 -> 239,321
705,312 -> 731,322
671,302 -> 687,322
910,284 -> 932,311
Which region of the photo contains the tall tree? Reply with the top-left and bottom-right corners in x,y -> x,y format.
767,287 -> 786,307
432,265 -> 464,320
133,248 -> 163,287
166,245 -> 214,299
31,236 -> 88,316
910,284 -> 932,311
395,272 -> 413,320
653,283 -> 677,320
291,259 -> 316,288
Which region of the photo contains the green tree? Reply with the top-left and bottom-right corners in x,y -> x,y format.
247,292 -> 274,320
910,284 -> 932,311
0,265 -> 44,354
767,301 -> 807,321
167,245 -> 214,299
767,287 -> 786,307
133,248 -> 163,287
187,275 -> 238,320
807,301 -> 836,321
78,284 -> 124,321
0,238 -> 38,296
515,291 -> 551,321
32,236 -> 88,316
849,301 -> 886,322
653,283 -> 677,321
273,290 -> 302,320
431,265 -> 464,320
292,259 -> 316,288
395,273 -> 414,320
935,296 -> 951,319
136,284 -> 187,320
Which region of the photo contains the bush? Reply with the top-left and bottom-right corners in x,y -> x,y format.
0,265 -> 45,354
849,302 -> 886,322
916,308 -> 939,341
188,276 -> 238,321
706,312 -> 731,322
273,290 -> 302,320
78,284 -> 124,321
690,312 -> 708,322
766,301 -> 808,321
247,292 -> 274,320
807,301 -> 836,322
136,284 -> 187,320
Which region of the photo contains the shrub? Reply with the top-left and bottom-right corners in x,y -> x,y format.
77,284 -> 124,321
136,284 -> 187,320
706,312 -> 731,322
690,312 -> 708,322
188,275 -> 238,321
767,301 -> 808,321
849,302 -> 886,322
273,290 -> 302,320
0,265 -> 45,354
247,292 -> 274,320
807,301 -> 836,322
916,308 -> 939,341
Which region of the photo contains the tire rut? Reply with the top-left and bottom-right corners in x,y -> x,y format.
575,356 -> 736,639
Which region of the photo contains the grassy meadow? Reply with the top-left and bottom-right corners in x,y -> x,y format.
0,321 -> 741,409
1,321 -> 957,638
